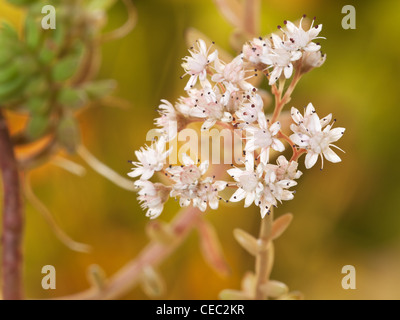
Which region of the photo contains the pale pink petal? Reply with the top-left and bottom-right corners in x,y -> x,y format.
323,148 -> 341,163
305,152 -> 318,169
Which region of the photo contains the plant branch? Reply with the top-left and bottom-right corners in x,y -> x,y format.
0,110 -> 24,300
56,205 -> 201,300
271,71 -> 302,123
101,0 -> 137,43
254,208 -> 274,300
244,0 -> 260,37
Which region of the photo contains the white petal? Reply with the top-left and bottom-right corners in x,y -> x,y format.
308,24 -> 322,39
305,152 -> 318,169
323,147 -> 341,163
269,67 -> 282,85
214,180 -> 227,191
291,107 -> 302,124
284,64 -> 293,79
291,51 -> 302,61
305,103 -> 315,116
198,39 -> 207,54
244,192 -> 255,208
185,75 -> 198,91
272,138 -> 285,152
201,119 -> 217,131
211,74 -> 224,83
199,160 -> 209,174
290,133 -> 308,147
285,20 -> 297,33
245,153 -> 255,172
198,200 -> 207,212
270,121 -> 281,136
227,168 -> 243,179
229,188 -> 246,202
141,169 -> 155,180
182,153 -> 194,166
320,113 -> 332,128
277,179 -> 297,188
304,42 -> 321,52
128,167 -> 143,178
260,148 -> 270,165
209,197 -> 219,210
208,50 -> 218,63
308,113 -> 322,133
328,127 -> 345,142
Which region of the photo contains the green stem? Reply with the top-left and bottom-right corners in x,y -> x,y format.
254,208 -> 274,300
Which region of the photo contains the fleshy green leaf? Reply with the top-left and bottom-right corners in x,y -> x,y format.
83,80 -> 117,100
26,114 -> 49,139
57,115 -> 80,153
58,88 -> 88,110
25,16 -> 42,49
52,56 -> 80,82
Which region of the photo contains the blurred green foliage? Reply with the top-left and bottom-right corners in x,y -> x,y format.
1,0 -> 400,300
0,0 -> 116,151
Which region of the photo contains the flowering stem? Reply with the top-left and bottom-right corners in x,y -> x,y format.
271,71 -> 302,123
0,110 -> 24,300
254,208 -> 273,300
291,148 -> 307,162
54,205 -> 201,300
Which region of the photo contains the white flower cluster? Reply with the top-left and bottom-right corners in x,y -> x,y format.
129,17 -> 344,219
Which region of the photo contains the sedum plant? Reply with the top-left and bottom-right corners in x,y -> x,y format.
0,0 -> 345,301
128,14 -> 345,299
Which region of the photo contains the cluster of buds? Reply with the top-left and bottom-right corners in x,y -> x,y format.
129,17 -> 345,220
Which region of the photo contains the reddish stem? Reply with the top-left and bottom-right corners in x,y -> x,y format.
0,110 -> 24,300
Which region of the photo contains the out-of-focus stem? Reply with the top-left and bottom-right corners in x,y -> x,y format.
244,0 -> 260,37
0,110 -> 24,300
23,173 -> 91,253
254,208 -> 273,300
101,0 -> 137,43
56,205 -> 201,300
77,144 -> 134,192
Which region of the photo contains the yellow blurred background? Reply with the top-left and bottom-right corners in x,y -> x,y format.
1,0 -> 400,300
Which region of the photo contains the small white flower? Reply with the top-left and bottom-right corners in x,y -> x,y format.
128,136 -> 172,180
182,39 -> 218,91
290,103 -> 345,169
281,17 -> 324,52
220,82 -> 245,113
186,84 -> 233,130
257,167 -> 297,218
168,153 -> 208,186
155,100 -> 179,141
243,37 -> 268,65
244,112 -> 285,164
135,180 -> 170,219
275,155 -> 303,181
155,100 -> 190,141
228,153 -> 264,208
300,51 -> 326,73
235,93 -> 264,125
212,55 -> 254,91
168,154 -> 226,212
192,178 -> 227,212
260,34 -> 302,85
